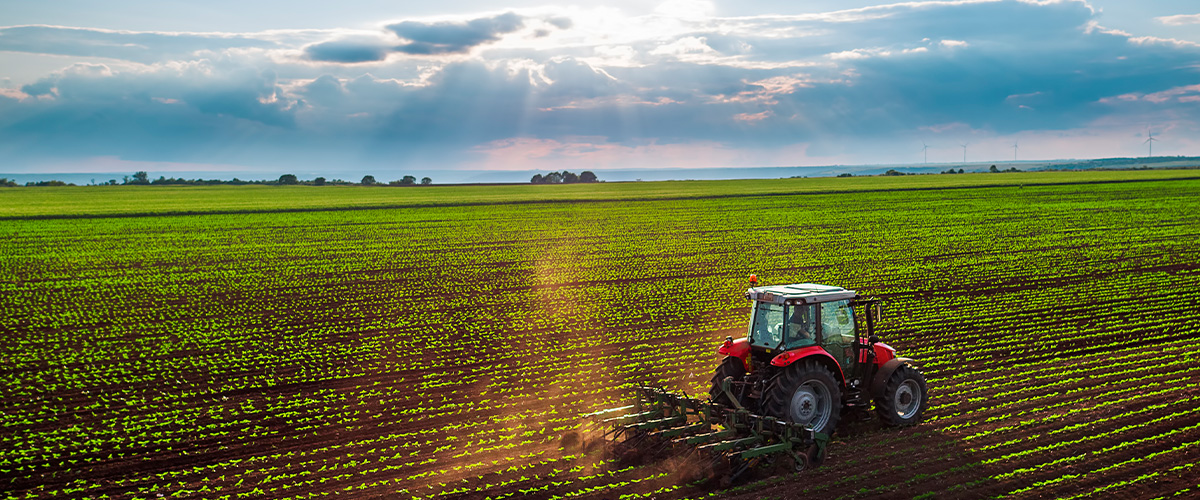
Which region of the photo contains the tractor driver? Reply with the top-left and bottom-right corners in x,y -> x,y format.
787,304 -> 816,344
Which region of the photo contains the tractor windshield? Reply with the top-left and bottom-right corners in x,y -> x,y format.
749,302 -> 817,350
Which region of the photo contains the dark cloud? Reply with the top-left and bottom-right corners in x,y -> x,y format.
20,79 -> 55,96
387,12 -> 525,55
0,25 -> 275,63
545,17 -> 573,30
12,63 -> 296,130
298,74 -> 347,107
303,39 -> 390,63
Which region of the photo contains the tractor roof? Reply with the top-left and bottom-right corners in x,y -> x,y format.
746,283 -> 857,305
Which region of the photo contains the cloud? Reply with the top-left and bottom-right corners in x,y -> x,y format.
654,0 -> 717,20
303,38 -> 392,63
1156,13 -> 1200,26
545,17 -> 573,30
2,0 -> 1200,172
387,12 -> 525,55
0,25 -> 277,63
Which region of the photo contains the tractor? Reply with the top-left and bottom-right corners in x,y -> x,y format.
711,277 -> 928,434
587,277 -> 928,481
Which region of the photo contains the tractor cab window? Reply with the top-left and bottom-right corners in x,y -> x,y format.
749,301 -> 817,350
819,300 -> 857,368
749,301 -> 785,348
786,303 -> 817,347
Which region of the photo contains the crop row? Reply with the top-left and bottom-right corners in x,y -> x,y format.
3,177 -> 1198,499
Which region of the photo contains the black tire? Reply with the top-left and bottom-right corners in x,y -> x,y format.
761,360 -> 842,435
709,357 -> 746,407
875,363 -> 929,426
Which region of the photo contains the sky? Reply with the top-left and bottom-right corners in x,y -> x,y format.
1,0 -> 1198,178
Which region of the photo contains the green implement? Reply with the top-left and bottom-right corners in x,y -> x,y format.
584,386 -> 827,485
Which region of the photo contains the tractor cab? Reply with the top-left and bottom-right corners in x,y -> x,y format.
746,283 -> 858,354
744,282 -> 886,375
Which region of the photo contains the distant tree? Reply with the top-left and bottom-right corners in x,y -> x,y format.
402,175 -> 417,185
580,171 -> 598,183
958,168 -> 965,174
531,174 -> 544,184
989,165 -> 1000,173
561,171 -> 579,183
884,169 -> 905,176
313,177 -> 326,186
837,173 -> 853,178
128,171 -> 150,185
107,179 -> 118,185
421,177 -> 432,185
278,174 -> 299,185
361,175 -> 377,185
0,178 -> 17,187
544,172 -> 563,184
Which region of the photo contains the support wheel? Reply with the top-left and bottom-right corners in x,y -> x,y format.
761,360 -> 842,435
875,363 -> 929,426
708,357 -> 746,407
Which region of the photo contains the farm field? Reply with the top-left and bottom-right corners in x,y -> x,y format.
2,170 -> 1199,499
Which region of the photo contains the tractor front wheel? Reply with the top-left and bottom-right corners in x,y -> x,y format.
708,357 -> 747,407
875,363 -> 929,426
761,360 -> 842,435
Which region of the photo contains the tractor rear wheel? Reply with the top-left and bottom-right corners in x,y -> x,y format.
875,363 -> 929,426
761,360 -> 842,435
709,357 -> 747,407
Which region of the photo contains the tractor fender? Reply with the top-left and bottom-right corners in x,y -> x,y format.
718,337 -> 751,369
770,346 -> 846,385
718,337 -> 750,358
871,357 -> 914,399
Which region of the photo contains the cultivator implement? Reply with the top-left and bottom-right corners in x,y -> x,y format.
586,385 -> 829,485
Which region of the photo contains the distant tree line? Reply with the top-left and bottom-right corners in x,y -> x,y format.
530,171 -> 599,184
356,175 -> 432,186
2,171 -> 438,187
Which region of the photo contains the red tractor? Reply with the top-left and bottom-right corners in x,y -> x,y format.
588,278 -> 928,478
710,278 -> 928,434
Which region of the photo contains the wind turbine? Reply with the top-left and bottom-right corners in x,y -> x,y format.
1144,126 -> 1158,157
920,142 -> 929,164
960,142 -> 968,163
1013,141 -> 1019,161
